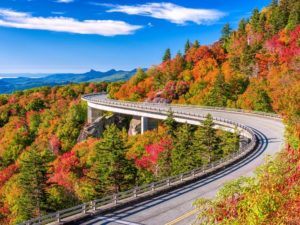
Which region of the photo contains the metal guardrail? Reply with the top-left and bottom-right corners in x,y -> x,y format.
83,93 -> 281,120
20,93 -> 260,225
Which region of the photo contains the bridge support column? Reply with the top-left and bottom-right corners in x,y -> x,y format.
141,116 -> 148,134
87,106 -> 103,124
141,117 -> 158,134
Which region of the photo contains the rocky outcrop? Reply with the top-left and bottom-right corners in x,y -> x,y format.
128,117 -> 141,136
146,91 -> 171,104
77,114 -> 128,142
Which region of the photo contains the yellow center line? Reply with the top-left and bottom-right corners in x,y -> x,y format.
164,209 -> 198,225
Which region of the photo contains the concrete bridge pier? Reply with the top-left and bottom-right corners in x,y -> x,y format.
88,106 -> 103,124
141,116 -> 158,134
141,116 -> 148,134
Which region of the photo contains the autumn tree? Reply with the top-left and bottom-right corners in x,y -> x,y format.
56,102 -> 87,152
131,68 -> 147,85
237,80 -> 273,112
0,108 -> 9,127
25,98 -> 46,112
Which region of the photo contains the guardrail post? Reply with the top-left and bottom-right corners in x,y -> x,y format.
180,174 -> 183,182
134,187 -> 137,197
82,203 -> 87,214
151,183 -> 155,191
114,194 -> 118,205
91,200 -> 96,211
56,212 -> 60,223
167,179 -> 170,186
192,170 -> 195,177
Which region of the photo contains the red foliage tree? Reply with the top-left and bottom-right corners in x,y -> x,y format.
48,151 -> 79,191
49,135 -> 61,155
135,138 -> 172,173
0,164 -> 18,187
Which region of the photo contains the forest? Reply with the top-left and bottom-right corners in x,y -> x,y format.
0,0 -> 299,224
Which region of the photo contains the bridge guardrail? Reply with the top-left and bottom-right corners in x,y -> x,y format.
20,94 -> 258,225
82,93 -> 281,120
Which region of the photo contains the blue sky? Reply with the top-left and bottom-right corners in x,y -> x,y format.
0,0 -> 271,74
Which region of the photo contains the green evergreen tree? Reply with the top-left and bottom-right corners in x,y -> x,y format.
171,123 -> 198,174
18,145 -> 52,220
238,18 -> 247,34
184,40 -> 191,54
250,8 -> 260,32
278,0 -> 290,25
163,48 -> 171,62
176,51 -> 183,57
221,23 -> 232,51
220,128 -> 240,156
204,74 -> 229,107
193,40 -> 200,49
221,23 -> 232,40
269,3 -> 286,34
270,0 -> 278,8
157,141 -> 173,178
258,13 -> 267,32
286,3 -> 300,30
254,89 -> 273,112
193,114 -> 220,163
90,124 -> 136,195
164,110 -> 178,138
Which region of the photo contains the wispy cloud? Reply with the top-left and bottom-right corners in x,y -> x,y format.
104,2 -> 225,25
56,0 -> 74,3
0,9 -> 142,36
51,11 -> 65,15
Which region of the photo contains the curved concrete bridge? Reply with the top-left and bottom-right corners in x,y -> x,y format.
21,93 -> 285,225
79,93 -> 284,225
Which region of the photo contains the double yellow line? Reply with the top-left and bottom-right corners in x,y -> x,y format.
164,209 -> 198,225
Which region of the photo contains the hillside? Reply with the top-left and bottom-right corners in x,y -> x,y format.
0,69 -> 137,94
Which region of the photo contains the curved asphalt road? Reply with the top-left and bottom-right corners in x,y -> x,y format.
80,95 -> 285,225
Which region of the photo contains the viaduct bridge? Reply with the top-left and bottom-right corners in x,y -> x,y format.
21,93 -> 284,225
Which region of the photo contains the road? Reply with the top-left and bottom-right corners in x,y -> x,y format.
80,94 -> 285,225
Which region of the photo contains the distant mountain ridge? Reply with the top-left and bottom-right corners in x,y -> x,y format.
0,69 -> 138,94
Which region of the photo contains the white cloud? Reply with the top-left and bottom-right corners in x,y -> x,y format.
0,9 -> 142,36
56,0 -> 74,3
105,2 -> 225,25
51,11 -> 65,15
